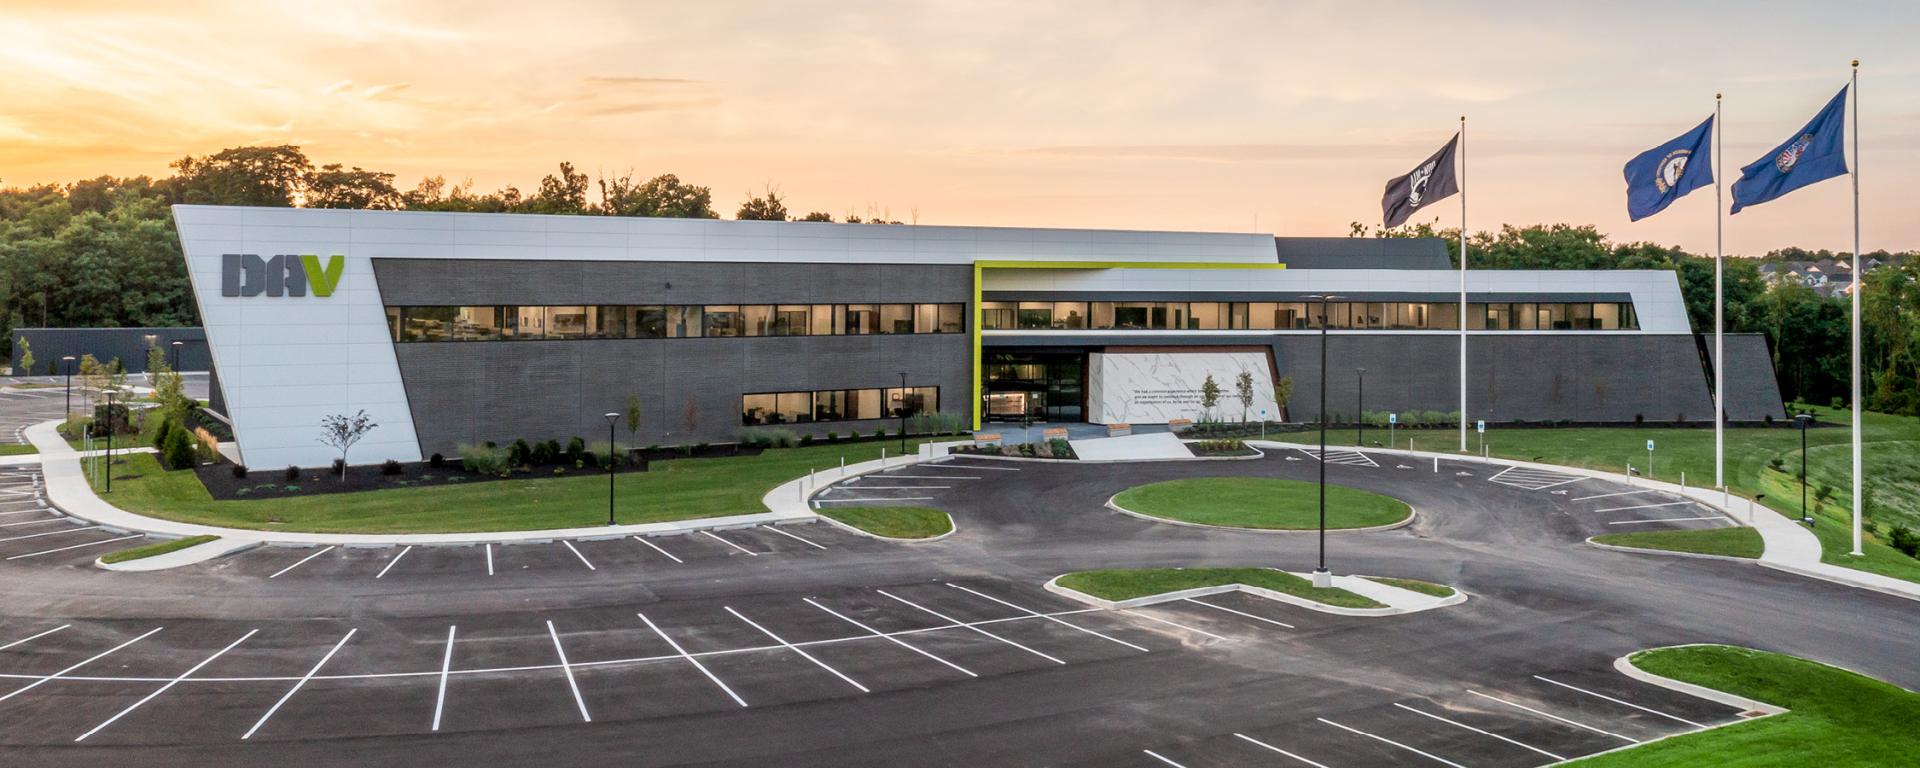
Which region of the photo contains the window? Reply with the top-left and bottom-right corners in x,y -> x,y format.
980,302 -> 1015,330
1189,302 -> 1223,330
774,305 -> 811,336
843,304 -> 879,334
880,304 -> 915,334
516,306 -> 546,339
884,386 -> 938,417
1016,302 -> 1053,329
742,305 -> 774,337
938,303 -> 965,333
401,306 -> 458,341
741,393 -> 776,426
810,305 -> 836,336
667,306 -> 701,338
546,306 -> 593,339
915,304 -> 939,334
704,305 -> 745,337
635,306 -> 668,338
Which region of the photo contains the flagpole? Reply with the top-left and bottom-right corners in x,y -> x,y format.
1714,93 -> 1725,491
1849,60 -> 1863,556
1458,115 -> 1468,453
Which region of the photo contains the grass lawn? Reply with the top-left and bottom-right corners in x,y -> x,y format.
0,444 -> 35,456
1056,567 -> 1385,609
817,506 -> 953,539
89,439 -> 936,534
100,535 -> 219,564
1112,477 -> 1411,530
1592,526 -> 1764,559
1569,645 -> 1920,767
1360,575 -> 1456,597
1330,408 -> 1920,584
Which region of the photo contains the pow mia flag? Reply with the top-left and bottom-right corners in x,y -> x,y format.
1381,134 -> 1461,228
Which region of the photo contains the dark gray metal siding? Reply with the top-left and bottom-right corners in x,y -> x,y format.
8,327 -> 210,373
371,259 -> 974,454
1272,237 -> 1452,270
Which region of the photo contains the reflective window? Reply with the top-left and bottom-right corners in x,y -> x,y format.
742,305 -> 774,337
938,303 -> 965,333
741,386 -> 938,426
704,305 -> 745,337
880,304 -> 915,334
668,305 -> 702,338
844,304 -> 879,335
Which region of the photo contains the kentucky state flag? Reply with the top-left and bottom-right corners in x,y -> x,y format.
1731,86 -> 1849,214
1624,115 -> 1714,221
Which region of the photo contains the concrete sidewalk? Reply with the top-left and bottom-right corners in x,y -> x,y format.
28,420 -> 971,555
1254,440 -> 1920,603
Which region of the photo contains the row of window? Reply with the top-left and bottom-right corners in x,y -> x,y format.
741,386 -> 939,426
979,301 -> 1639,331
388,304 -> 967,342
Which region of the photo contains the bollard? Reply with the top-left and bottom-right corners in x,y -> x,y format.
881,448 -> 887,467
1432,456 -> 1438,473
841,456 -> 847,477
1681,471 -> 1686,489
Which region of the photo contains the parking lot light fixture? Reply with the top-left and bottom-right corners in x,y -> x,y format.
61,355 -> 76,416
104,390 -> 116,493
171,340 -> 184,372
898,371 -> 909,457
1305,294 -> 1342,589
1795,413 -> 1814,526
1355,368 -> 1367,446
604,412 -> 620,526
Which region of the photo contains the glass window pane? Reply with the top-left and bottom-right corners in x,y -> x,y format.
741,393 -> 775,426
1467,303 -> 1488,330
813,390 -> 845,421
880,304 -> 914,334
811,304 -> 835,335
851,388 -> 882,419
402,306 -> 457,341
1049,302 -> 1087,329
1113,303 -> 1151,329
915,304 -> 938,334
515,306 -> 545,339
545,306 -> 590,339
1229,302 -> 1250,330
740,305 -> 772,337
885,386 -> 934,417
634,306 -> 666,338
386,306 -> 401,340
773,392 -> 810,423
844,304 -> 878,335
1190,302 -> 1222,330
1090,302 -> 1114,329
980,301 -> 1012,330
939,303 -> 965,333
457,306 -> 505,340
703,305 -> 743,337
1017,302 -> 1053,330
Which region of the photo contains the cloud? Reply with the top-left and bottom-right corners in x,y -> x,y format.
579,98 -> 722,117
580,76 -> 702,87
362,82 -> 410,99
322,80 -> 354,95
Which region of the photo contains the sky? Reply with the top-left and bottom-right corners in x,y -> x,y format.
1,0 -> 1916,256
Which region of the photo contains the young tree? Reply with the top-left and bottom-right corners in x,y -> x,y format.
146,346 -> 188,424
681,394 -> 699,453
13,337 -> 30,377
1272,375 -> 1294,422
625,393 -> 642,448
1199,375 -> 1221,422
318,410 -> 378,480
77,354 -> 101,410
1234,371 -> 1255,422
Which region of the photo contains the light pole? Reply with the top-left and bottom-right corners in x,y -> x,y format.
1795,412 -> 1813,526
604,412 -> 620,525
61,355 -> 75,417
1307,294 -> 1342,589
897,371 -> 909,456
103,390 -> 116,493
171,340 -> 184,372
1355,367 -> 1366,446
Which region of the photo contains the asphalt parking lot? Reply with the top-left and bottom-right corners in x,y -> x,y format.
1,424 -> 1915,766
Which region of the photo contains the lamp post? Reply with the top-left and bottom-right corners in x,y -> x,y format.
1355,367 -> 1366,446
897,371 -> 909,456
171,340 -> 183,372
103,390 -> 116,493
1306,294 -> 1342,589
61,355 -> 75,417
1795,412 -> 1813,526
604,412 -> 620,526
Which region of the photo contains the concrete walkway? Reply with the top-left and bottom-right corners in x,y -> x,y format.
1068,432 -> 1193,461
27,421 -> 973,559
1253,440 -> 1920,603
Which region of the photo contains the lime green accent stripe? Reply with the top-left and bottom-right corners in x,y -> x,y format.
968,259 -> 1287,430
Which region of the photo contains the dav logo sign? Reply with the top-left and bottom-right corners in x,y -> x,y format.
221,254 -> 345,297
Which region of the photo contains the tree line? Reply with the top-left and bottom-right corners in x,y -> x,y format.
1353,220 -> 1920,414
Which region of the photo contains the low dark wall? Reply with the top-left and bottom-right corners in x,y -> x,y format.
8,327 -> 211,374
988,332 -> 1786,424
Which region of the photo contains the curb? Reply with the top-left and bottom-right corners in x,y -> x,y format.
1042,571 -> 1465,617
814,509 -> 958,544
1611,646 -> 1787,715
1103,493 -> 1417,535
944,443 -> 1266,464
1583,537 -> 1758,564
1755,560 -> 1920,604
93,536 -> 261,572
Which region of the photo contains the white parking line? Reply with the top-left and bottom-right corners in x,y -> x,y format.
1393,702 -> 1566,761
1143,749 -> 1190,767
1318,717 -> 1469,767
813,496 -> 935,503
75,628 -> 258,741
877,589 -> 1066,665
946,583 -> 1149,653
6,534 -> 142,560
701,530 -> 760,556
637,611 -> 747,707
1573,489 -> 1659,502
0,626 -> 162,704
0,517 -> 66,527
1592,501 -> 1696,513
935,463 -> 1019,471
1182,597 -> 1296,629
1532,675 -> 1707,728
1233,732 -> 1332,767
803,597 -> 976,678
431,626 -> 456,731
1467,689 -> 1637,743
546,621 -> 591,722
0,624 -> 70,651
0,525 -> 103,543
882,475 -> 981,480
484,543 -> 494,576
634,536 -> 683,563
245,629 -> 357,740
561,540 -> 596,571
374,546 -> 413,579
1531,475 -> 1592,490
1605,516 -> 1726,526
841,485 -> 950,490
1125,610 -> 1228,641
725,606 -> 868,693
1487,466 -> 1517,482
762,525 -> 828,550
269,546 -> 334,579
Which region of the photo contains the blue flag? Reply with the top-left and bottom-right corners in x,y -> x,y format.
1731,86 -> 1849,214
1624,115 -> 1715,221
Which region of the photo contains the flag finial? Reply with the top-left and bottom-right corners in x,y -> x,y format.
1716,92 -> 1722,100
1852,59 -> 1859,68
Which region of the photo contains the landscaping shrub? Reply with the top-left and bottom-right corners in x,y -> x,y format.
231,463 -> 248,479
530,440 -> 555,465
847,430 -> 860,440
162,427 -> 197,470
91,402 -> 133,436
544,439 -> 562,460
875,427 -> 888,440
381,459 -> 403,476
284,465 -> 300,481
1890,525 -> 1920,559
565,436 -> 586,464
331,458 -> 346,476
428,453 -> 445,468
1047,438 -> 1072,458
151,417 -> 174,452
826,432 -> 838,442
799,434 -> 814,446
458,443 -> 503,475
736,428 -> 774,449
508,439 -> 531,467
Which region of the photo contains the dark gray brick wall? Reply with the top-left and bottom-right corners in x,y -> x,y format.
375,259 -> 974,454
9,327 -> 210,373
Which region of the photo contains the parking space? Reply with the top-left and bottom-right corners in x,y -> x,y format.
0,467 -> 146,565
810,455 -> 1004,509
1566,487 -> 1735,533
0,387 -> 64,445
1293,448 -> 1381,468
1486,465 -> 1590,492
1098,659 -> 1753,768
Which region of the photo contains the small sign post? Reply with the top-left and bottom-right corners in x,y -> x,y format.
1260,408 -> 1267,441
1475,419 -> 1486,457
1646,439 -> 1655,481
1388,412 -> 1397,450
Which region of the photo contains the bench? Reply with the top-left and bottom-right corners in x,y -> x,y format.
1167,418 -> 1193,433
1107,423 -> 1132,437
1042,427 -> 1069,441
973,433 -> 1002,447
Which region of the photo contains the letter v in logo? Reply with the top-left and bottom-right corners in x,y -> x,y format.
299,254 -> 345,297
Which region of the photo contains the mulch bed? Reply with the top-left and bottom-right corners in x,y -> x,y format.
193,443 -> 764,501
